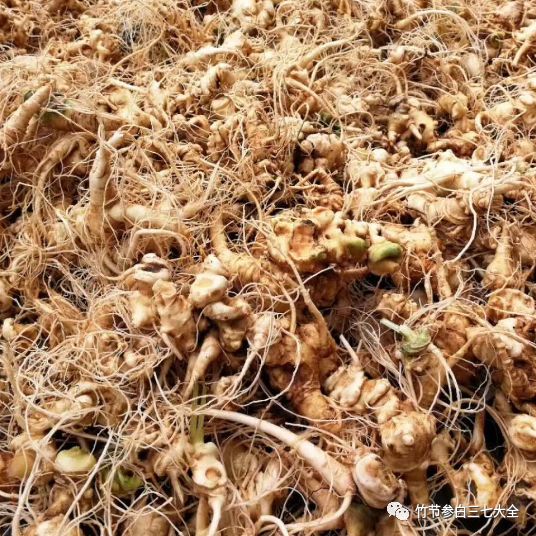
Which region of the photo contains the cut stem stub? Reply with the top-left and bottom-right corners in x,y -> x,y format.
380,319 -> 431,356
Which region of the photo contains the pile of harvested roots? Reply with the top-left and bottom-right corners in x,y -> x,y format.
1,0 -> 536,534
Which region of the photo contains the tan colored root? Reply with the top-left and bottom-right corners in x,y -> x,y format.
1,85 -> 52,150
